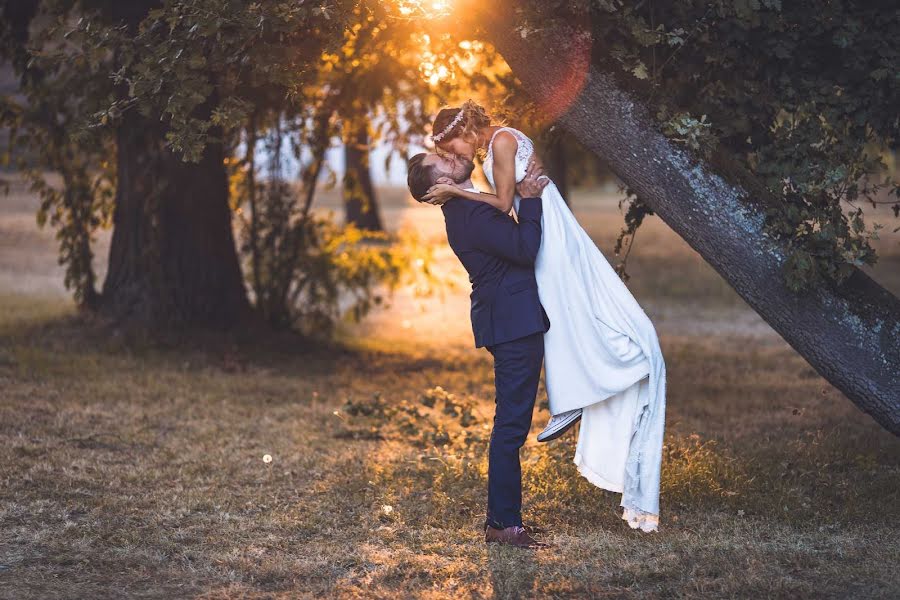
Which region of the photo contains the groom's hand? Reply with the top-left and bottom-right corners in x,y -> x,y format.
525,152 -> 545,178
516,159 -> 549,198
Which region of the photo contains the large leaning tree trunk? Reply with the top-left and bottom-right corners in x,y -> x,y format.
101,88 -> 251,328
481,9 -> 900,435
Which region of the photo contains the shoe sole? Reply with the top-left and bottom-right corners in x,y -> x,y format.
484,525 -> 547,535
536,411 -> 582,443
486,539 -> 550,550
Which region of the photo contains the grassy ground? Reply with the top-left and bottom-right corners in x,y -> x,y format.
1,173 -> 899,598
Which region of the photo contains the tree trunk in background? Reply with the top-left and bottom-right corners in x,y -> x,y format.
343,118 -> 383,231
483,5 -> 900,435
545,128 -> 569,202
101,90 -> 250,328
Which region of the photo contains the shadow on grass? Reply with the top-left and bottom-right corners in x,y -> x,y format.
0,293 -> 467,387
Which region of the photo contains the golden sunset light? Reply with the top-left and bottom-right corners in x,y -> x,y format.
396,0 -> 453,19
2,0 -> 897,597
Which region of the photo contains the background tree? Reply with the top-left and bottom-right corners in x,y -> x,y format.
452,0 -> 899,433
0,0 -> 114,310
0,0 -> 357,328
343,116 -> 382,231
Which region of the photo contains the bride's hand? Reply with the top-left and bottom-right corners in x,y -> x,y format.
421,182 -> 460,205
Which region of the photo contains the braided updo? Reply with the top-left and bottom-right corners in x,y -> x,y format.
431,99 -> 494,149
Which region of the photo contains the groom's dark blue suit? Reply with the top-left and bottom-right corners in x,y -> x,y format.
440,194 -> 550,531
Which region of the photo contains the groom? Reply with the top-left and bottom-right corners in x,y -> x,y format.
407,151 -> 552,550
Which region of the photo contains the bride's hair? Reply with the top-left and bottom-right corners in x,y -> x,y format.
431,99 -> 495,147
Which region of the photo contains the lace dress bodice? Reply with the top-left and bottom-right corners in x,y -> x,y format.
481,127 -> 536,213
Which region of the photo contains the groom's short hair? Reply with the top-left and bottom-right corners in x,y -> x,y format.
407,152 -> 437,202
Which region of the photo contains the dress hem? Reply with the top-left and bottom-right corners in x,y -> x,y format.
573,450 -> 660,533
573,449 -> 624,493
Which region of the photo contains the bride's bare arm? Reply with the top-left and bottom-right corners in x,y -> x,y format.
420,135 -> 546,210
421,185 -> 508,211
488,131 -> 518,214
421,132 -> 516,212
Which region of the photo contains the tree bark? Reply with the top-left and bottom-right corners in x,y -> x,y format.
101,91 -> 250,328
544,127 -> 569,202
482,9 -> 900,435
343,118 -> 383,231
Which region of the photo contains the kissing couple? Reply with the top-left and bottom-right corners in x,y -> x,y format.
406,100 -> 668,549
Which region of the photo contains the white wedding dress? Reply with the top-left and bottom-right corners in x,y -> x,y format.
481,127 -> 667,532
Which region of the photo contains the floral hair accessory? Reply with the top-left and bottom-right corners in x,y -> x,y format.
430,110 -> 465,143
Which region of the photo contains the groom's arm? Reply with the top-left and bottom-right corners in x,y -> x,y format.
469,196 -> 543,266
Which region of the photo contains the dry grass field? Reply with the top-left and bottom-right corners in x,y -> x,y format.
1,171 -> 899,598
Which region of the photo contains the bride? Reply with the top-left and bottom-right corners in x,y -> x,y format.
421,100 -> 667,532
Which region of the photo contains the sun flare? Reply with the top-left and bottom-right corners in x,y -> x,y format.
396,0 -> 453,19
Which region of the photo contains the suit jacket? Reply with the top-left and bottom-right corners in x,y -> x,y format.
440,194 -> 551,348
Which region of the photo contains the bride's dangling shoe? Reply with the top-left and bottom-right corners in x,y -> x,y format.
536,408 -> 583,443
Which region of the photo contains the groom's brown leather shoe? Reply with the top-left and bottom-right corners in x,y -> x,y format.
522,522 -> 547,535
484,524 -> 550,549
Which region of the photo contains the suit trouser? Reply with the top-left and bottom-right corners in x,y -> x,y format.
484,330 -> 545,530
